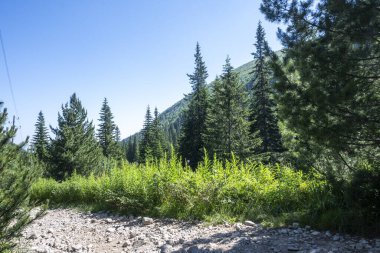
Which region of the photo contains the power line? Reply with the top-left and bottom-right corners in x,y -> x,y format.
0,29 -> 23,139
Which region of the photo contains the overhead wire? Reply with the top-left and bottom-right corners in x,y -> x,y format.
0,29 -> 23,140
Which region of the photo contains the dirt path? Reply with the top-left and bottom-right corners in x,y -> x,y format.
16,208 -> 379,253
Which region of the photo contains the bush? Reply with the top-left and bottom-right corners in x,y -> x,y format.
31,155 -> 330,226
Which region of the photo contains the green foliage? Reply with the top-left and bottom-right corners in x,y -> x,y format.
49,93 -> 103,180
31,111 -> 49,163
151,107 -> 164,160
139,106 -> 164,163
179,43 -> 209,168
139,106 -> 154,163
97,98 -> 123,159
126,135 -> 139,163
0,103 -> 40,251
205,57 -> 256,161
250,22 -> 283,158
260,0 -> 380,170
31,155 -> 329,226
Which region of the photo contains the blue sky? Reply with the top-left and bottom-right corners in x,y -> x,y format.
0,0 -> 282,143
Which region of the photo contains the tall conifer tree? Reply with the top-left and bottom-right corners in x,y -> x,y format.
97,98 -> 122,158
31,111 -> 49,162
139,106 -> 153,163
49,93 -> 102,180
151,107 -> 164,160
0,103 -> 39,251
250,22 -> 283,155
179,42 -> 209,168
205,57 -> 256,160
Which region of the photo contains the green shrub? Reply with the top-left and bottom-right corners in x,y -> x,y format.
31,156 -> 330,227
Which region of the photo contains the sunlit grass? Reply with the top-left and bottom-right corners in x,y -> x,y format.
31,155 -> 331,226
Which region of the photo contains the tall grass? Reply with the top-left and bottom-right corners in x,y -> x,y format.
31,155 -> 331,226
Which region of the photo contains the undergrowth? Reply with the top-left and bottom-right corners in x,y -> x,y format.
31,155 -> 335,230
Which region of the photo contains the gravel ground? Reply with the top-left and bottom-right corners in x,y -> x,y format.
15,208 -> 380,253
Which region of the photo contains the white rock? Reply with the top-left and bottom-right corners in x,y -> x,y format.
244,220 -> 256,227
122,241 -> 131,247
71,244 -> 82,252
142,217 -> 154,225
106,227 -> 116,233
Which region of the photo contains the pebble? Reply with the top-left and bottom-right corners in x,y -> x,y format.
244,220 -> 256,226
142,217 -> 154,225
15,208 -> 379,253
106,227 -> 116,233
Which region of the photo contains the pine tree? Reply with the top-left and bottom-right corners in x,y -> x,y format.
151,107 -> 164,160
205,57 -> 256,161
97,98 -> 121,158
31,111 -> 49,162
0,103 -> 39,251
250,22 -> 283,156
49,93 -> 102,180
179,42 -> 209,168
139,106 -> 154,163
260,0 -> 380,166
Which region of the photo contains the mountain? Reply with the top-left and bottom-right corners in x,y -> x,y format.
124,59 -> 257,147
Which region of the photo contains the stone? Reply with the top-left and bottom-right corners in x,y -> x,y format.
129,231 -> 138,238
106,218 -> 113,223
292,222 -> 300,229
161,244 -> 173,253
288,245 -> 300,251
35,247 -> 48,253
188,245 -> 201,253
71,244 -> 82,252
106,227 -> 116,233
244,220 -> 256,227
325,231 -> 332,237
332,235 -> 340,241
122,241 -> 131,248
28,233 -> 38,240
311,231 -> 320,236
142,217 -> 154,225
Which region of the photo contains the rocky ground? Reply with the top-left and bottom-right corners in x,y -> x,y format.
16,208 -> 380,253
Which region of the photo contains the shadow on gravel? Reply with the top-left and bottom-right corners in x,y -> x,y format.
171,229 -> 275,253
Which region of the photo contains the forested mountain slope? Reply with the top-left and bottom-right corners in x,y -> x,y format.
124,59 -> 259,146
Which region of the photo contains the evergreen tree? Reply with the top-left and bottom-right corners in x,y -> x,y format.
132,135 -> 140,162
139,106 -> 154,163
151,107 -> 164,160
260,0 -> 380,167
0,103 -> 39,251
250,22 -> 283,156
31,111 -> 49,162
114,126 -> 121,142
179,42 -> 209,168
97,98 -> 121,158
205,57 -> 256,161
49,93 -> 102,180
126,136 -> 135,162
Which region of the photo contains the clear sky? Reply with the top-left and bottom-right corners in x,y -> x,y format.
0,0 -> 282,144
